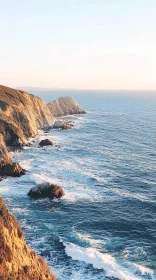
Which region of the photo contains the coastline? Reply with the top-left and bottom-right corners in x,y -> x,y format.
0,85 -> 86,279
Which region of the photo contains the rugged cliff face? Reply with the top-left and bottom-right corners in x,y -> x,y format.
0,85 -> 54,146
0,134 -> 12,165
0,196 -> 56,280
48,96 -> 86,117
0,85 -> 54,174
0,86 -> 85,175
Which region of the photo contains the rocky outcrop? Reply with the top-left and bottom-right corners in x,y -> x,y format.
0,163 -> 26,177
48,96 -> 86,117
0,86 -> 86,176
0,134 -> 12,165
0,134 -> 25,176
53,120 -> 74,129
0,85 -> 54,174
39,139 -> 55,146
0,85 -> 54,146
28,183 -> 65,199
0,196 -> 56,280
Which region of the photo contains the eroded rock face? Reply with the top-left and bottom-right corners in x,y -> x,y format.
28,183 -> 65,199
0,163 -> 26,177
39,139 -> 55,146
0,134 -> 12,165
0,86 -> 86,176
0,85 -> 54,146
0,85 -> 54,173
0,196 -> 56,280
48,96 -> 86,117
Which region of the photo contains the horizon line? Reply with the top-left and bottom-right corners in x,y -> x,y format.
16,86 -> 156,92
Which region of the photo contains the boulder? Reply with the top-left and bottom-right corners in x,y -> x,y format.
53,120 -> 74,129
39,139 -> 55,146
53,120 -> 64,128
0,163 -> 26,177
28,183 -> 65,199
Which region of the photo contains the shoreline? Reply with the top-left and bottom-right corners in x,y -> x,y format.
0,85 -> 86,279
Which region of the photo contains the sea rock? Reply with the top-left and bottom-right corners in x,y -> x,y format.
0,196 -> 56,280
0,163 -> 26,177
48,96 -> 86,117
39,139 -> 55,146
53,120 -> 74,129
28,183 -> 65,199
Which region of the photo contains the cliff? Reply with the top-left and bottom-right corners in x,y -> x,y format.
0,85 -> 54,146
0,85 -> 54,174
0,86 -> 85,175
0,134 -> 12,165
47,96 -> 86,117
0,196 -> 56,280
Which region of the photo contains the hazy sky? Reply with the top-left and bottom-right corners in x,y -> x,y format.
0,0 -> 156,90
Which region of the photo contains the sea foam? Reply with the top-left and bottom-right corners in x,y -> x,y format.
63,242 -> 154,280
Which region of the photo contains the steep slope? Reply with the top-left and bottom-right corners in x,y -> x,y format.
0,196 -> 56,280
0,85 -> 54,146
0,86 -> 86,175
0,134 -> 12,165
0,85 -> 54,174
47,96 -> 86,117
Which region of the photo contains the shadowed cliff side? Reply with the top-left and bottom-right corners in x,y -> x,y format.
0,86 -> 86,176
47,96 -> 86,117
0,85 -> 54,146
0,85 -> 54,175
0,134 -> 12,165
0,196 -> 56,280
0,134 -> 26,177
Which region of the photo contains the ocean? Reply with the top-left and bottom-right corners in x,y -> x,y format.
1,91 -> 156,280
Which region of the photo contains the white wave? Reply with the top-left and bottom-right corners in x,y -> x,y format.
130,263 -> 153,277
63,242 -> 153,280
75,232 -> 102,248
110,188 -> 154,203
28,173 -> 60,185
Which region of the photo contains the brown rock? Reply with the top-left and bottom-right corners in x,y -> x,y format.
39,139 -> 55,146
0,196 -> 56,280
0,163 -> 26,177
0,85 -> 54,146
28,183 -> 65,199
48,96 -> 86,117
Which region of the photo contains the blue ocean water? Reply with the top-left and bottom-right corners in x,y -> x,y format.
1,92 -> 156,280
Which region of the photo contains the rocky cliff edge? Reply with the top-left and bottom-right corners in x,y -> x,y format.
0,196 -> 56,280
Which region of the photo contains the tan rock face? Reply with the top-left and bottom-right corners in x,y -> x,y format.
48,96 -> 86,117
0,196 -> 56,280
0,85 -> 54,146
0,134 -> 12,165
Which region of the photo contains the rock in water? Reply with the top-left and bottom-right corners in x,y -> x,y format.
48,96 -> 86,117
53,120 -> 74,129
0,196 -> 56,280
39,139 -> 55,146
28,183 -> 65,199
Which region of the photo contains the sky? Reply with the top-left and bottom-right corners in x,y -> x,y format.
0,0 -> 156,90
